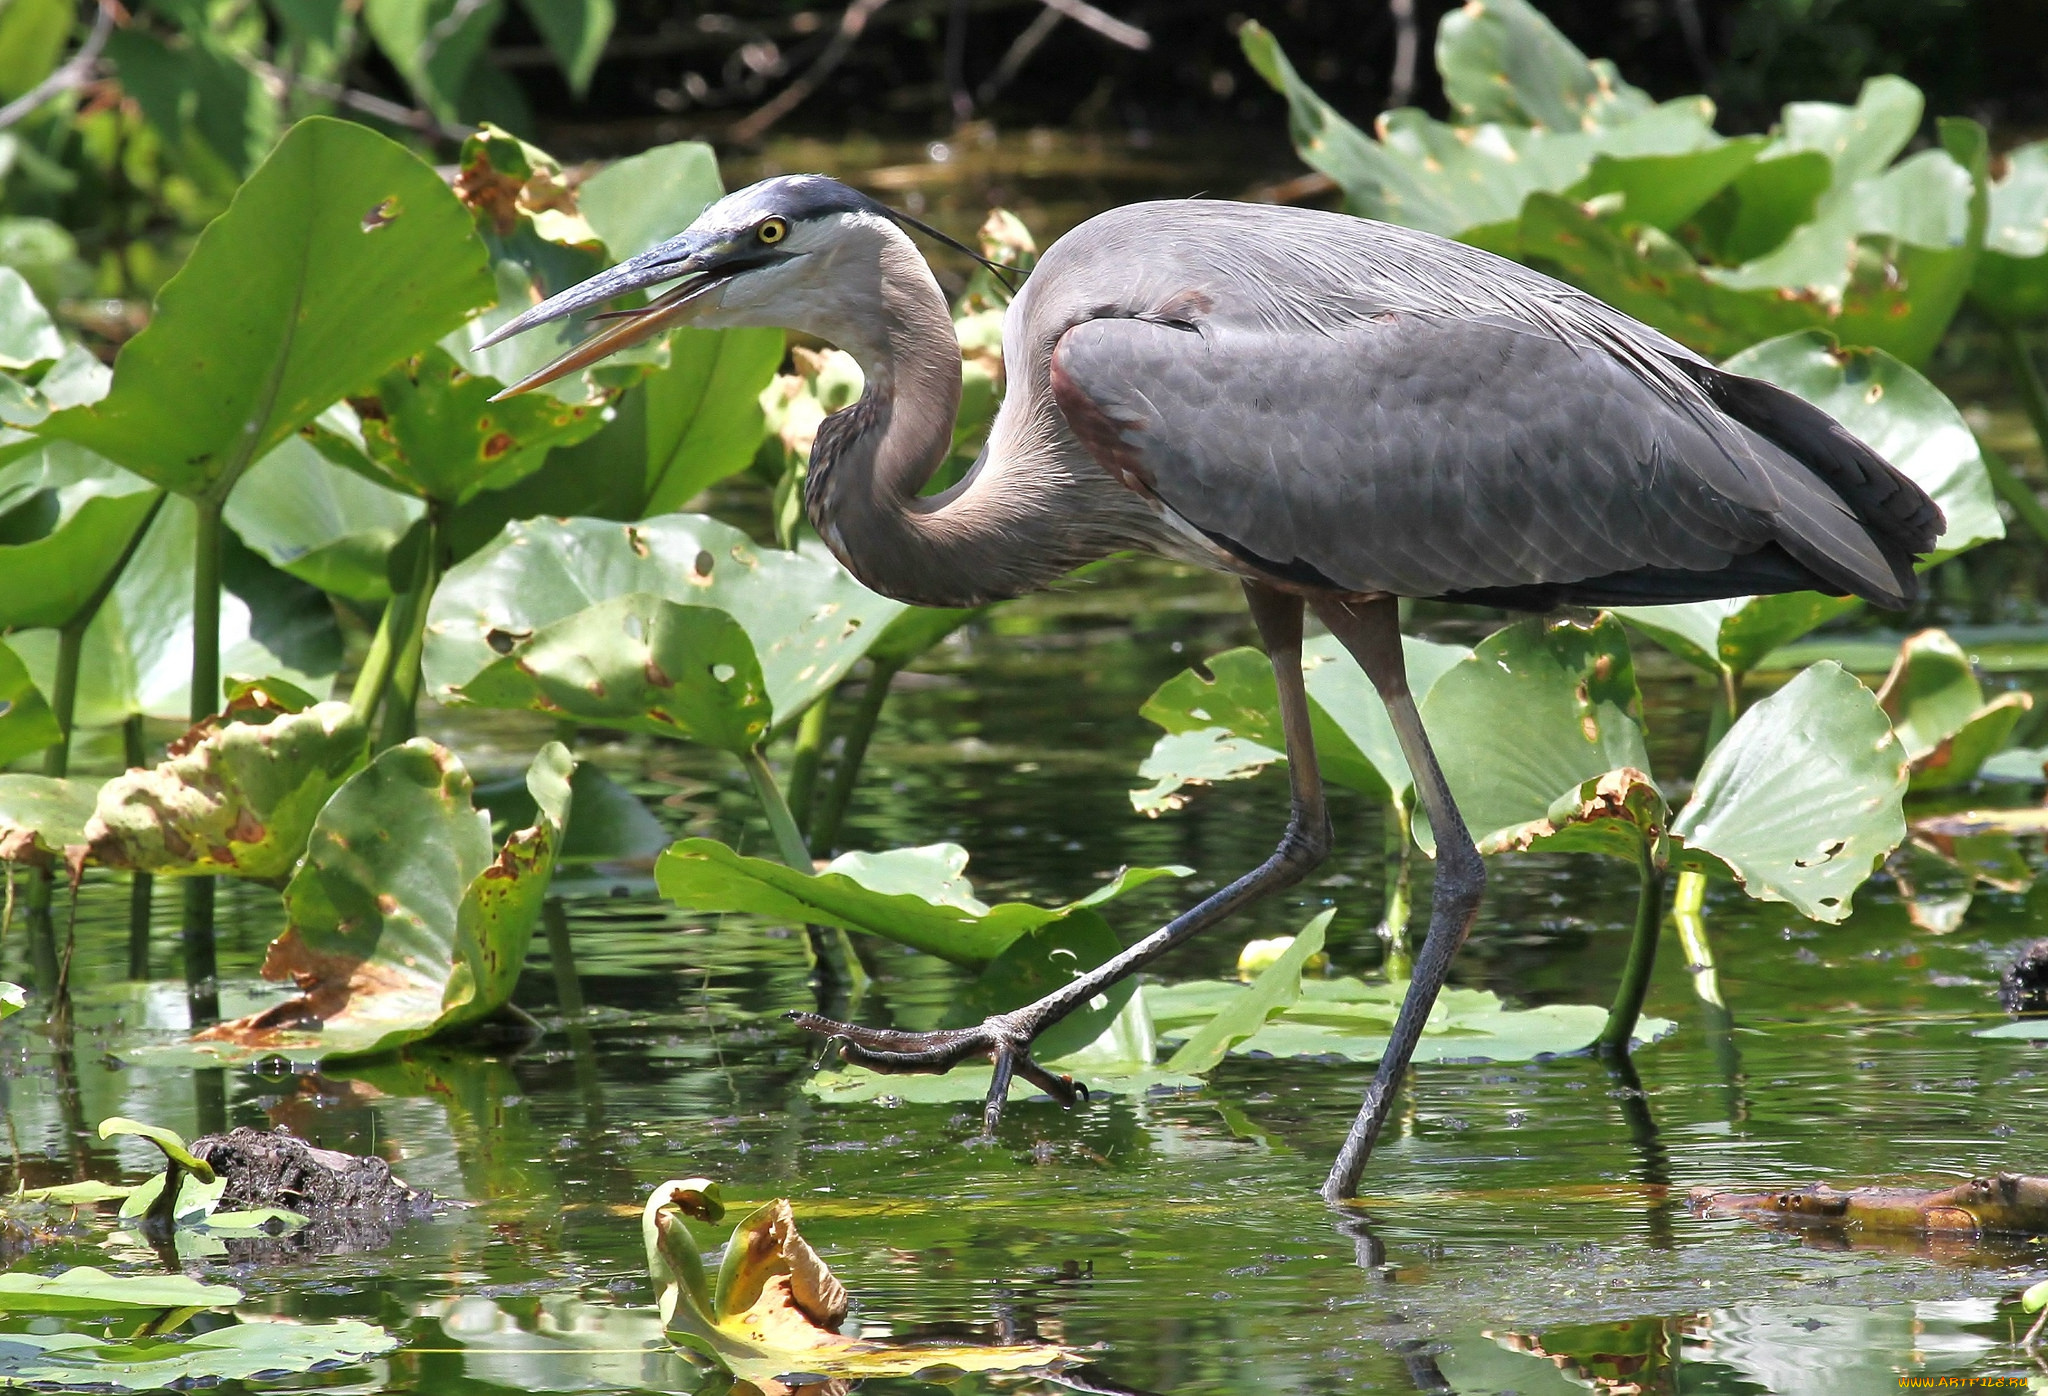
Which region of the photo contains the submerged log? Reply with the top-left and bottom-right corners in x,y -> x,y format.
1692,1175 -> 2048,1236
189,1127 -> 438,1254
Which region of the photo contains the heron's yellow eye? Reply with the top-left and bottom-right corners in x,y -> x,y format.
758,218 -> 789,245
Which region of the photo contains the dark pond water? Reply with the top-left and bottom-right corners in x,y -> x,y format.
7,550 -> 2048,1394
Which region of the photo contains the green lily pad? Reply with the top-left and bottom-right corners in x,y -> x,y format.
1672,661 -> 1906,921
0,1318 -> 395,1389
1875,628 -> 2032,791
1972,139 -> 2048,326
225,430 -> 423,603
0,266 -> 61,371
84,697 -> 368,884
38,118 -> 492,504
656,838 -> 1185,967
1134,634 -> 1470,814
1166,910 -> 1333,1072
0,773 -> 95,867
426,514 -> 904,735
185,740 -> 572,1065
0,638 -> 58,767
0,1266 -> 238,1314
951,908 -> 1135,1061
1149,976 -> 1675,1064
1418,615 -> 1650,853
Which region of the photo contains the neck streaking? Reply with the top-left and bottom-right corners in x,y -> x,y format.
800,226 -> 1136,608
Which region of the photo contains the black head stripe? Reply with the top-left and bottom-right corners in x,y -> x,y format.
736,174 -> 1024,293
881,207 -> 1023,295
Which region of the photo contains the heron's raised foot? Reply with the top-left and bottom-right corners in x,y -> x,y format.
787,1010 -> 1088,1134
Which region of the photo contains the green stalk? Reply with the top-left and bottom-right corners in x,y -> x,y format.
1980,446 -> 2048,550
742,747 -> 868,997
1378,797 -> 1413,982
375,515 -> 440,752
1671,869 -> 1723,1009
1986,324 -> 2048,546
348,598 -> 398,727
786,699 -> 831,831
1598,841 -> 1668,1056
24,619 -> 84,999
183,496 -> 225,1026
543,898 -> 586,1018
124,715 -> 153,980
806,659 -> 899,858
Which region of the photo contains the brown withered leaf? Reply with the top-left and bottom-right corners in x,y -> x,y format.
1693,1174 -> 2048,1237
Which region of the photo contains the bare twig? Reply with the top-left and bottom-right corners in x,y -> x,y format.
731,0 -> 894,144
1035,0 -> 1146,51
1387,0 -> 1417,109
977,3 -> 1062,105
0,0 -> 115,133
1670,0 -> 1713,86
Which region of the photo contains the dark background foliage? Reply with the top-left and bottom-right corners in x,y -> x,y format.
473,0 -> 2046,153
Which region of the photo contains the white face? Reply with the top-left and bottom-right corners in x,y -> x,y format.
686,208 -> 902,340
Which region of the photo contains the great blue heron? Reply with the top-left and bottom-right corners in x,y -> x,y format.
481,174 -> 1940,1203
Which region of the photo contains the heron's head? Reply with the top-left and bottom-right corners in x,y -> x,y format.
481,174 -> 1000,399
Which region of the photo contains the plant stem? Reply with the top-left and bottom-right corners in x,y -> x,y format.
1980,445 -> 2048,550
1598,845 -> 1668,1056
2002,323 -> 2048,471
125,715 -> 153,980
786,698 -> 831,831
183,497 -> 224,1026
1671,868 -> 1723,1009
1378,797 -> 1413,982
543,898 -> 585,1018
741,746 -> 868,997
376,515 -> 440,751
41,621 -> 83,780
807,659 -> 899,858
348,598 -> 398,727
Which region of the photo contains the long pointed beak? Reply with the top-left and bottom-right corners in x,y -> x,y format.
477,229 -> 748,399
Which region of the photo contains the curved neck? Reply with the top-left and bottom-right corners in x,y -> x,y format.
799,230 -> 1120,607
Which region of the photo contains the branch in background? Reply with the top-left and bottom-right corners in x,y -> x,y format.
977,3 -> 1061,106
1035,0 -> 1147,51
731,0 -> 894,144
245,57 -> 473,143
0,0 -> 115,133
1670,0 -> 1713,86
1387,0 -> 1417,109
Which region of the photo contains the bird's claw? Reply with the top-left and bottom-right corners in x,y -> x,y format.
787,1010 -> 1087,1135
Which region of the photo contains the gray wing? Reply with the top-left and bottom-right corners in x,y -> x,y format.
1035,207 -> 1933,608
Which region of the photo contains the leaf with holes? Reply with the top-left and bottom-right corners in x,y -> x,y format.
186,741 -> 570,1064
37,118 -> 492,503
426,515 -> 903,735
1672,661 -> 1906,921
1133,634 -> 1470,815
84,694 -> 368,884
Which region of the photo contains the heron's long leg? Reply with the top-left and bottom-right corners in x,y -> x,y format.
791,580 -> 1332,1133
1313,595 -> 1486,1205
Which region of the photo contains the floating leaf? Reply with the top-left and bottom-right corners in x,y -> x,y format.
0,1319 -> 395,1389
1166,910 -> 1332,1072
1134,634 -> 1470,815
656,838 -> 1183,967
0,1267 -> 238,1314
1672,662 -> 1906,921
38,118 -> 493,503
0,773 -> 94,867
426,515 -> 903,734
84,697 -> 367,884
189,741 -> 571,1064
645,1180 -> 1070,1384
951,909 -> 1134,1061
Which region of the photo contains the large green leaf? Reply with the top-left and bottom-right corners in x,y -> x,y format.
1972,140 -> 2048,325
426,515 -> 904,732
1672,661 -> 1906,921
0,1320 -> 395,1389
0,444 -> 161,631
654,837 -> 1184,967
0,1267 -> 239,1314
1133,634 -> 1470,815
1417,615 -> 1650,852
225,430 -> 423,602
307,346 -> 608,507
189,741 -> 571,1064
513,0 -> 613,96
1434,0 -> 1651,130
457,593 -> 770,754
83,695 -> 367,884
361,0 -> 499,124
0,267 -> 61,370
38,118 -> 493,503
11,494 -> 337,728
0,0 -> 69,102
579,140 -> 723,261
0,772 -> 93,866
0,637 -> 58,766
1872,628 -> 2031,791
